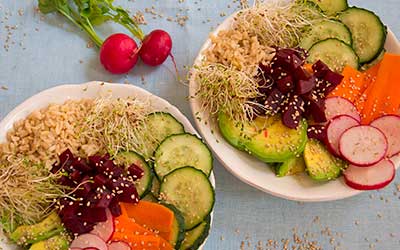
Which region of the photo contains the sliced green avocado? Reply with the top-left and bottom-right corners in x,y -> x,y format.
29,234 -> 69,250
303,139 -> 346,181
10,212 -> 63,246
275,156 -> 306,177
218,113 -> 308,162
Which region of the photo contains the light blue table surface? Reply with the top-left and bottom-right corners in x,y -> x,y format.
1,0 -> 399,249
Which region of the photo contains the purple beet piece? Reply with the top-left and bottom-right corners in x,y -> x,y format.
322,70 -> 344,95
79,207 -> 107,223
109,165 -> 124,178
70,170 -> 82,183
50,162 -> 61,174
127,164 -> 144,181
296,75 -> 316,95
274,49 -> 305,71
307,125 -> 327,142
72,158 -> 92,173
75,182 -> 92,198
312,60 -> 330,78
98,159 -> 115,174
270,67 -> 289,81
93,174 -> 108,188
109,197 -> 122,217
63,217 -> 94,234
102,153 -> 111,161
276,75 -> 294,94
94,188 -> 113,208
105,177 -> 125,191
282,95 -> 305,129
118,184 -> 139,204
293,66 -> 310,81
58,176 -> 75,188
88,155 -> 103,168
59,149 -> 75,172
59,199 -> 79,219
303,93 -> 327,123
264,88 -> 285,115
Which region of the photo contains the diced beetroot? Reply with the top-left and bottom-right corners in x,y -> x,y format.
63,217 -> 95,234
58,176 -> 75,188
276,75 -> 294,94
59,199 -> 80,219
127,164 -> 144,180
50,162 -> 61,174
73,158 -> 92,173
296,75 -> 316,95
88,155 -> 103,168
80,207 -> 107,223
109,165 -> 124,178
75,182 -> 93,198
98,160 -> 115,174
109,198 -> 122,217
94,189 -> 113,208
282,95 -> 304,129
274,48 -> 305,71
303,93 -> 327,123
322,70 -> 343,95
271,67 -> 289,81
293,66 -> 310,81
70,170 -> 83,183
264,88 -> 285,115
312,60 -> 330,78
118,184 -> 139,204
93,174 -> 108,187
307,125 -> 327,142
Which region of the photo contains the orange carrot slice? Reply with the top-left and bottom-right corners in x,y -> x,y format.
328,66 -> 365,103
360,53 -> 400,124
355,63 -> 381,112
120,201 -> 174,233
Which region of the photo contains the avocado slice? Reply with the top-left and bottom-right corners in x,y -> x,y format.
303,139 -> 346,181
218,113 -> 308,162
10,212 -> 64,246
275,156 -> 306,177
29,234 -> 69,250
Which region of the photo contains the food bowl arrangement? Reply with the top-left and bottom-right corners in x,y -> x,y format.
189,0 -> 400,202
0,82 -> 215,250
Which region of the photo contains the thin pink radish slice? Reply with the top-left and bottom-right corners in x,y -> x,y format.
108,241 -> 131,250
90,209 -> 114,242
70,234 -> 107,250
344,159 -> 395,190
370,115 -> 400,157
339,125 -> 388,167
325,96 -> 361,122
83,248 -> 99,250
326,115 -> 360,156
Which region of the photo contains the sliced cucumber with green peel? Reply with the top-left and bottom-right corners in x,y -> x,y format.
307,38 -> 359,72
303,139 -> 346,181
275,156 -> 306,177
179,216 -> 211,250
300,20 -> 352,50
162,203 -> 185,249
159,167 -> 215,230
142,112 -> 185,159
141,193 -> 158,202
114,151 -> 153,198
154,133 -> 213,179
339,7 -> 387,64
308,0 -> 348,16
150,176 -> 161,197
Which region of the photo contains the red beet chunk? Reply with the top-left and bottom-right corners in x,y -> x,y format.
80,207 -> 107,223
70,170 -> 83,183
63,217 -> 94,234
58,199 -> 79,219
293,66 -> 310,81
75,182 -> 92,198
109,198 -> 122,217
118,184 -> 139,204
312,60 -> 330,78
58,176 -> 75,188
264,88 -> 285,115
303,94 -> 327,123
59,149 -> 75,172
93,174 -> 108,187
282,95 -> 305,129
276,75 -> 294,94
94,189 -> 113,208
73,158 -> 92,173
307,125 -> 327,142
127,164 -> 144,180
323,70 -> 344,95
296,75 -> 316,95
88,155 -> 103,168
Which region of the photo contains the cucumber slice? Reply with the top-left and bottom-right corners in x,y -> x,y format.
308,0 -> 348,16
275,156 -> 306,177
141,193 -> 158,202
150,176 -> 161,197
162,203 -> 185,249
114,151 -> 153,198
179,216 -> 211,250
307,38 -> 359,72
361,49 -> 385,71
143,112 -> 185,159
154,133 -> 213,180
339,7 -> 387,64
159,167 -> 215,230
303,139 -> 346,181
300,20 -> 352,50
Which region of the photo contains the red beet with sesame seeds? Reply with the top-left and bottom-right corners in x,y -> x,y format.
54,150 -> 142,235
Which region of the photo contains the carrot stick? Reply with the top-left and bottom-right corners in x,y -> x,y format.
328,66 -> 365,103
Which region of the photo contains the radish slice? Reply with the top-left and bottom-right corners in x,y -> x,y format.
83,248 -> 100,250
370,115 -> 400,157
325,96 -> 361,122
108,241 -> 131,250
326,115 -> 360,156
344,159 -> 395,190
90,209 -> 114,242
339,125 -> 388,166
70,234 -> 108,250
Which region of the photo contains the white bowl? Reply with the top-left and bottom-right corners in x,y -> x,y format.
189,13 -> 400,202
0,81 -> 214,250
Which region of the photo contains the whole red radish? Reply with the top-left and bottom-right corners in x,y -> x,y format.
100,33 -> 139,74
140,29 -> 172,66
